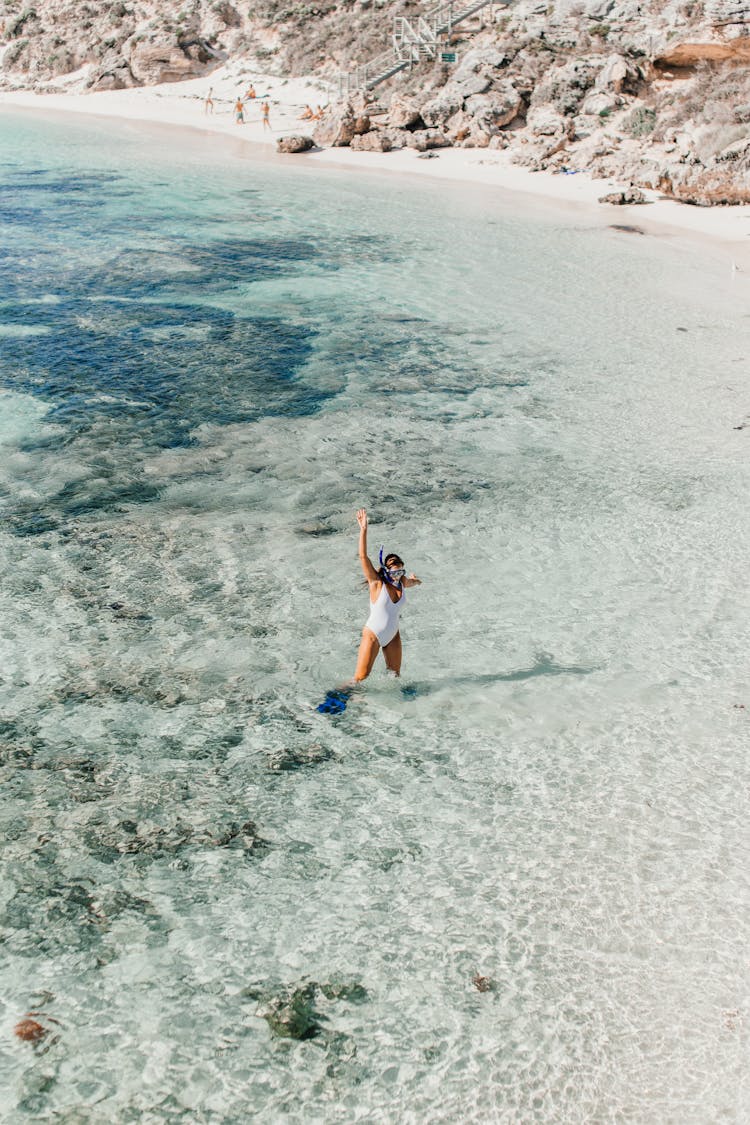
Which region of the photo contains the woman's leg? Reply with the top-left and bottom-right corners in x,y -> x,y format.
353,628 -> 380,682
382,631 -> 402,676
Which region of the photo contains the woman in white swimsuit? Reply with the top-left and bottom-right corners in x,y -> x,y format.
353,508 -> 421,682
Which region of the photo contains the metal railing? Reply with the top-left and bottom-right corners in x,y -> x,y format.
334,0 -> 503,96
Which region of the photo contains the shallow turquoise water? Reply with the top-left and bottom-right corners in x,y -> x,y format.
1,109 -> 749,1122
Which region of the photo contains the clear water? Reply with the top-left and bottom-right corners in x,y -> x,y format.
1,109 -> 749,1122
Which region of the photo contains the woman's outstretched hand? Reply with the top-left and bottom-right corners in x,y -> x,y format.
356,508 -> 368,531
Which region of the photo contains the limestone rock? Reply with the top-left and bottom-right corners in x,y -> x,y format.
388,94 -> 422,128
419,91 -> 463,128
212,2 -> 241,28
128,40 -> 208,85
598,187 -> 647,204
531,60 -> 598,116
595,53 -> 639,95
465,81 -> 523,130
467,124 -> 492,148
585,0 -> 615,17
276,134 -> 315,153
714,137 -> 750,166
656,37 -> 750,66
89,63 -> 136,91
666,173 -> 750,205
350,130 -> 392,151
526,105 -> 567,136
581,90 -> 619,116
380,128 -> 407,149
453,46 -> 514,82
449,73 -> 492,99
406,129 -> 451,151
313,102 -> 370,147
445,109 -> 473,143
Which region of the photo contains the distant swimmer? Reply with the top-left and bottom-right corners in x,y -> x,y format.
352,508 -> 421,682
234,97 -> 245,124
261,100 -> 271,130
204,87 -> 214,115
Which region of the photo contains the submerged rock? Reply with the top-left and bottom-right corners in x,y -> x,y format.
252,976 -> 369,1041
318,978 -> 369,1002
296,520 -> 336,536
84,816 -> 270,862
257,984 -> 322,1040
267,743 -> 333,771
472,973 -> 497,993
14,1018 -> 49,1043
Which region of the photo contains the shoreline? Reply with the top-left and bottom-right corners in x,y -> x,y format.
2,65 -> 750,267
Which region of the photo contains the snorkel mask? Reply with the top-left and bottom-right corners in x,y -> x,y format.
379,547 -> 405,586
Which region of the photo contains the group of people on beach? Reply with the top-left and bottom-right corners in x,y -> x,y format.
203,85 -> 271,129
299,104 -> 326,121
234,95 -> 271,128
202,85 -> 328,131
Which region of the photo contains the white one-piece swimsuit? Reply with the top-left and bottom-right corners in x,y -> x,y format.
365,582 -> 405,647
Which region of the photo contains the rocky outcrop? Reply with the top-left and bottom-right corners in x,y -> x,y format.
276,134 -> 315,153
0,0 -> 247,89
350,130 -> 392,151
312,101 -> 370,147
405,128 -> 451,151
128,40 -> 210,84
655,38 -> 750,66
387,95 -> 422,129
357,1 -> 750,203
598,187 -> 647,204
419,91 -> 463,128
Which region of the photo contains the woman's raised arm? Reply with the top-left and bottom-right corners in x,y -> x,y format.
357,508 -> 379,583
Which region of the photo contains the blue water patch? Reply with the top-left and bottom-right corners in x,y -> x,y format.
3,299 -> 320,438
83,238 -> 330,296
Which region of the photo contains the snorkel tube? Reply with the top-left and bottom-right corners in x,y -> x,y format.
379,546 -> 403,589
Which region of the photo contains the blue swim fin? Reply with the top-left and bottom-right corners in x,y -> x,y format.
316,688 -> 351,715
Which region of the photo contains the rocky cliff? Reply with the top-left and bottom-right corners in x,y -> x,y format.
320,0 -> 750,204
1,0 -> 749,204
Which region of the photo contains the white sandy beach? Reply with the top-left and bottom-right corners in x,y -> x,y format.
2,61 -> 750,268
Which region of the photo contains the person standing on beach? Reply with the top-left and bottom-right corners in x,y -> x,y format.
204,87 -> 214,115
234,97 -> 245,124
261,101 -> 271,131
